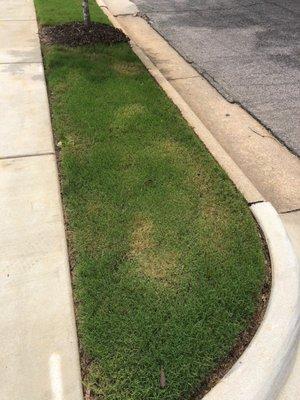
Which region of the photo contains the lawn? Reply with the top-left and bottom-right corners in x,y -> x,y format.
34,1 -> 266,398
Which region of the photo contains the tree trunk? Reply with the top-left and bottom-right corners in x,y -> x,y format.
82,0 -> 91,27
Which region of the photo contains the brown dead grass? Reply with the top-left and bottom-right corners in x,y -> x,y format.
112,62 -> 143,76
129,216 -> 179,283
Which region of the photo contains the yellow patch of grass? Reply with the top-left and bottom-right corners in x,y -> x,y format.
137,250 -> 180,283
130,216 -> 154,257
129,216 -> 179,283
112,61 -> 143,76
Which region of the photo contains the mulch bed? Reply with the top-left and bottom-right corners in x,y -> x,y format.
39,22 -> 128,47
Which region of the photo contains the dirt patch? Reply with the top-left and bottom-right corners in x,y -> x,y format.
39,22 -> 128,47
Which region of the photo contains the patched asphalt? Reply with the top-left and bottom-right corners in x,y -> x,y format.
132,0 -> 300,156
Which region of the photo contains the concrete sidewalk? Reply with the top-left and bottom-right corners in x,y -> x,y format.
0,1 -> 83,399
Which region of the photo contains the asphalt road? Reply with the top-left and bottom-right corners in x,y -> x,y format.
132,0 -> 300,156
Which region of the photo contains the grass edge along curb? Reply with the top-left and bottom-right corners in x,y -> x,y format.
204,203 -> 300,400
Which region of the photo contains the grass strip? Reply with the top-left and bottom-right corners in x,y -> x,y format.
35,1 -> 266,398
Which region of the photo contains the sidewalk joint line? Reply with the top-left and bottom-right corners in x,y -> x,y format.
168,75 -> 199,81
280,208 -> 300,214
0,61 -> 42,65
115,13 -> 136,17
0,152 -> 55,161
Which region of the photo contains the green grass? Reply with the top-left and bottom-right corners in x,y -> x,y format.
34,0 -> 109,25
35,1 -> 266,398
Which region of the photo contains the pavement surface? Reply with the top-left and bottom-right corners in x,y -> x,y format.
131,0 -> 300,156
0,0 -> 83,398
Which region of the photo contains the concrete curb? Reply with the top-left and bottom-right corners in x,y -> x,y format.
97,1 -> 300,398
204,202 -> 300,400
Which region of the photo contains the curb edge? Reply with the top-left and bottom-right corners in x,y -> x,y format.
203,202 -> 300,399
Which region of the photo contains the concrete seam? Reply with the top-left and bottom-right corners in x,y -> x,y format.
0,61 -> 42,65
0,152 -> 55,161
280,208 -> 300,214
168,75 -> 200,81
113,12 -> 137,16
248,200 -> 265,205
